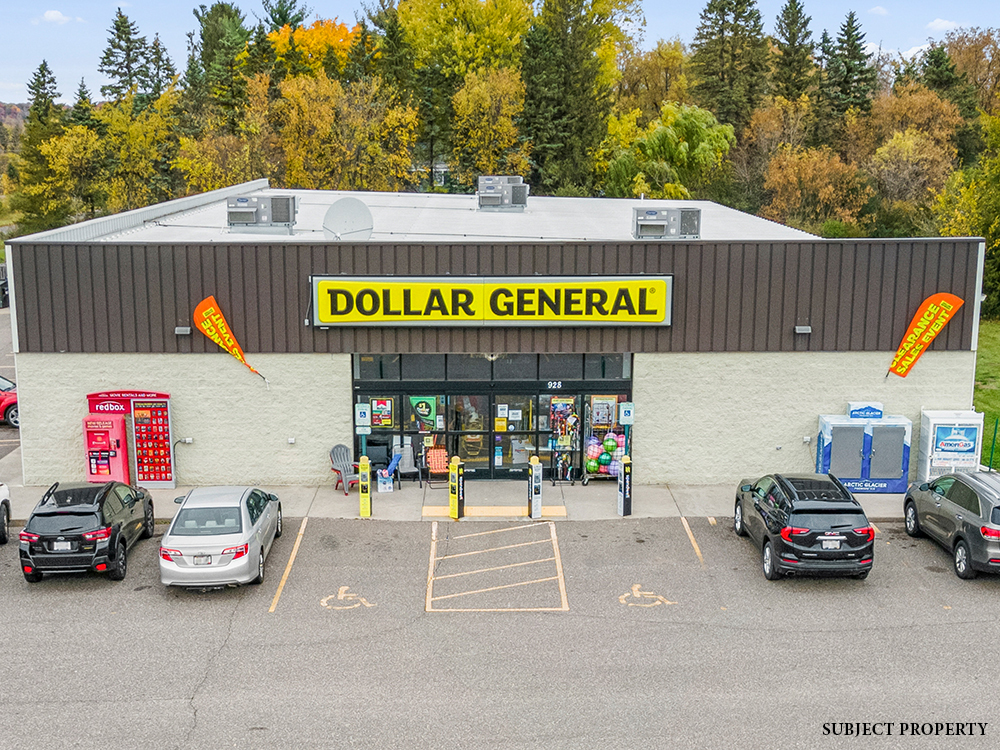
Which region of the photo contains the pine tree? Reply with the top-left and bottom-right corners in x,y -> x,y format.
9,61 -> 72,235
366,0 -> 414,96
823,11 -> 877,116
69,79 -> 101,130
343,21 -> 378,83
147,34 -> 177,99
262,0 -> 311,32
690,0 -> 770,133
522,0 -> 611,194
98,8 -> 150,101
772,0 -> 814,101
206,15 -> 251,131
922,45 -> 982,164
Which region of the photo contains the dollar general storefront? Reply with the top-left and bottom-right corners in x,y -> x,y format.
6,180 -> 984,487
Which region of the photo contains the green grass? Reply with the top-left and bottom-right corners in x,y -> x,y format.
974,321 -> 1000,468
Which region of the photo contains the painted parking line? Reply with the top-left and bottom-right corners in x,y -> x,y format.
680,517 -> 705,567
426,521 -> 569,612
422,505 -> 567,517
871,522 -> 881,534
268,517 -> 309,614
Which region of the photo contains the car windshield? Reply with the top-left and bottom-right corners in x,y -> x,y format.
27,512 -> 102,534
0,375 -> 14,392
790,512 -> 868,530
170,507 -> 243,536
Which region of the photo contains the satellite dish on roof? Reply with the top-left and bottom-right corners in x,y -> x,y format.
322,197 -> 373,241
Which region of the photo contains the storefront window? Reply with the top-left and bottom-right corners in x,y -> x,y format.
493,354 -> 538,380
404,395 -> 446,433
357,355 -> 400,380
539,354 -> 583,380
446,354 -> 492,380
401,354 -> 446,380
584,354 -> 626,380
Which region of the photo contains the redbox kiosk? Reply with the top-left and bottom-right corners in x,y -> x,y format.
84,414 -> 130,484
86,391 -> 176,488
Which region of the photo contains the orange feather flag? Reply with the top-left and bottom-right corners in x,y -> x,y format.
194,296 -> 265,380
889,293 -> 964,377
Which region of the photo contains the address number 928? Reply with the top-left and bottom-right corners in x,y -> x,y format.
547,381 -> 563,389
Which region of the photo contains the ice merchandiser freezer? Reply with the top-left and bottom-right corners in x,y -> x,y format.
917,410 -> 984,482
817,404 -> 912,493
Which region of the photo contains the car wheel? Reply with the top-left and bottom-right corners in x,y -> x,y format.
733,499 -> 747,536
762,540 -> 780,581
953,540 -> 977,580
109,541 -> 128,581
904,500 -> 922,537
5,404 -> 19,429
274,504 -> 283,538
252,549 -> 265,585
140,502 -> 155,539
23,569 -> 43,583
0,503 -> 9,544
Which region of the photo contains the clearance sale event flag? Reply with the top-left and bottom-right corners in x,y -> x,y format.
888,293 -> 964,377
194,296 -> 267,383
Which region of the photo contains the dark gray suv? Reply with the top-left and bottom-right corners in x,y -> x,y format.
904,472 -> 1000,579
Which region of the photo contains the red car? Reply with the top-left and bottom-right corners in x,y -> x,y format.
0,376 -> 18,428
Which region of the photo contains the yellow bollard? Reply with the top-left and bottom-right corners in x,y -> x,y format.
449,456 -> 464,520
359,455 -> 371,517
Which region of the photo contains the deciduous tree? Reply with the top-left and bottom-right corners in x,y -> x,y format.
615,39 -> 689,126
450,68 -> 531,188
762,144 -> 873,232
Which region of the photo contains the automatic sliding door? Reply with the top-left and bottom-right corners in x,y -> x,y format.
491,395 -> 537,477
449,395 -> 489,475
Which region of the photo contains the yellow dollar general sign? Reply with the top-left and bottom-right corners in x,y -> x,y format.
311,276 -> 672,326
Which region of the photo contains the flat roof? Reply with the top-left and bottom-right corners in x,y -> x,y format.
12,180 -> 816,244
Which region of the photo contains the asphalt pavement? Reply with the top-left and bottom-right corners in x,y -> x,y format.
0,515 -> 996,749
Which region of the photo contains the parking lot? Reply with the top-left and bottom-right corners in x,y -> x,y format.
2,512 -> 998,749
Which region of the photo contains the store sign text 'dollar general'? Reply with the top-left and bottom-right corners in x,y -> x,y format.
311,277 -> 673,326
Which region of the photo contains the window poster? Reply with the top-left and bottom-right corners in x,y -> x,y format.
371,398 -> 394,427
410,396 -> 438,432
590,396 -> 619,427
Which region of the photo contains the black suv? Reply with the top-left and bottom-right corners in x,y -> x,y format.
19,481 -> 154,583
734,473 -> 875,580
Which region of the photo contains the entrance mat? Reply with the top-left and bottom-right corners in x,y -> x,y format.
422,505 -> 567,517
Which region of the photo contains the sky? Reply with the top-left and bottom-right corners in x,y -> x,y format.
0,1 -> 995,104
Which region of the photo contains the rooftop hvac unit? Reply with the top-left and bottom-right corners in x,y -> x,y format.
632,207 -> 701,240
477,176 -> 529,211
227,195 -> 298,233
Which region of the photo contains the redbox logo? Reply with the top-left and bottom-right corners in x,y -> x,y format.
94,402 -> 126,412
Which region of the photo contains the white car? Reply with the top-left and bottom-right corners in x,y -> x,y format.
159,486 -> 282,587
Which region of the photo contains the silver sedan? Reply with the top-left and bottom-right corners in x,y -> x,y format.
159,486 -> 282,587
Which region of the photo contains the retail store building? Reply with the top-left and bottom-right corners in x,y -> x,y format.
5,180 -> 984,488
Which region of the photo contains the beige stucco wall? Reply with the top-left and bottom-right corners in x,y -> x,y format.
15,353 -> 353,486
632,351 -> 976,486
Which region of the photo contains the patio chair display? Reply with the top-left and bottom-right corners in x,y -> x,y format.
424,445 -> 450,489
330,444 -> 359,496
392,436 -> 423,487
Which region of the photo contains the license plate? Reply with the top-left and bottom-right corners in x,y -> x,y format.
193,555 -> 212,566
822,540 -> 841,550
52,541 -> 72,552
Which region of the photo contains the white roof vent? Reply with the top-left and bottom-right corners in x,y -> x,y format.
632,207 -> 700,240
227,195 -> 298,234
477,176 -> 529,211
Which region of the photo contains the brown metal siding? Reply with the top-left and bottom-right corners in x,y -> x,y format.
11,239 -> 980,355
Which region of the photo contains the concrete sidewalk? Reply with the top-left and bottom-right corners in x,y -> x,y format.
0,447 -> 906,523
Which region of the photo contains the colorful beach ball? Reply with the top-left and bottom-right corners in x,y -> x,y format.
603,436 -> 618,453
612,447 -> 625,462
598,451 -> 612,466
598,463 -> 610,474
586,458 -> 600,473
616,433 -> 626,447
608,459 -> 622,476
586,444 -> 603,460
587,435 -> 601,446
